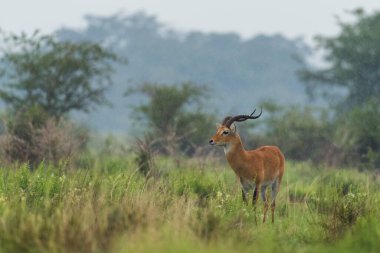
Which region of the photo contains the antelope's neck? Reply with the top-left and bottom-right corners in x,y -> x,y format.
224,134 -> 246,157
224,134 -> 255,180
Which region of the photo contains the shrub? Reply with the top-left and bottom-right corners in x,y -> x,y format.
308,173 -> 372,239
0,111 -> 88,167
134,134 -> 157,177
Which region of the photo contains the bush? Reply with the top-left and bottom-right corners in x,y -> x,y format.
0,109 -> 88,167
308,172 -> 372,240
134,134 -> 157,177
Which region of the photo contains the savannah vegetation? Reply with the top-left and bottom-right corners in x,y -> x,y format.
0,8 -> 380,253
1,159 -> 380,253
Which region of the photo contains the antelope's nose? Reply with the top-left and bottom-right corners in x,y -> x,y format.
209,139 -> 215,145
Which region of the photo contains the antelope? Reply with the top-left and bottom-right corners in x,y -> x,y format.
209,108 -> 285,223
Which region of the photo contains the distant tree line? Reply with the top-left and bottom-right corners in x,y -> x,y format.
57,11 -> 310,131
0,8 -> 379,170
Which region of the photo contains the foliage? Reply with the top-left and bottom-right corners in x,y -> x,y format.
299,9 -> 380,109
126,82 -> 216,155
0,157 -> 379,253
0,31 -> 121,119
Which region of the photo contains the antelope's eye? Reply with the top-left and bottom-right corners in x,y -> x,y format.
222,130 -> 229,135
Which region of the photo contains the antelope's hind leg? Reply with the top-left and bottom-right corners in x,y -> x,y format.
261,185 -> 269,223
252,184 -> 260,225
270,178 -> 280,223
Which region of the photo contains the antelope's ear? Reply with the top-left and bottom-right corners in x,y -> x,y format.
230,123 -> 237,133
215,123 -> 222,129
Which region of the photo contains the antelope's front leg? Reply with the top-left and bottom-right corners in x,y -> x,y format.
241,189 -> 248,204
240,177 -> 251,205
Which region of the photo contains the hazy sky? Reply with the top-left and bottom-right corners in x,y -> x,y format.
1,0 -> 379,44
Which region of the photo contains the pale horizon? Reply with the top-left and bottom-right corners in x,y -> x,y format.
1,0 -> 379,45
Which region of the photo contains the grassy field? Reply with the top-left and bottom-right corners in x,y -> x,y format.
0,156 -> 380,253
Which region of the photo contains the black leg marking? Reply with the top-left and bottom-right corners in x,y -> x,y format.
242,189 -> 248,204
252,186 -> 259,206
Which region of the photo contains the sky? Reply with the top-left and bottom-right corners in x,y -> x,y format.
0,0 -> 379,44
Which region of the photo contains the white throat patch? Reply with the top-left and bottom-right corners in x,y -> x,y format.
224,144 -> 232,155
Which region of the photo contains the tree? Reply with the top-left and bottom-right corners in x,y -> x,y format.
299,9 -> 380,109
126,82 -> 215,155
334,101 -> 380,169
298,9 -> 380,169
0,31 -> 121,166
0,31 -> 121,120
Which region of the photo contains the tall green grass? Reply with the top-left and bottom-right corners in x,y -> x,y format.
0,158 -> 379,253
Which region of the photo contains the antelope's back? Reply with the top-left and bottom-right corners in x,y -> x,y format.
254,145 -> 285,179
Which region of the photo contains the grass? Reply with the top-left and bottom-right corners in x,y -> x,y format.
0,156 -> 379,253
